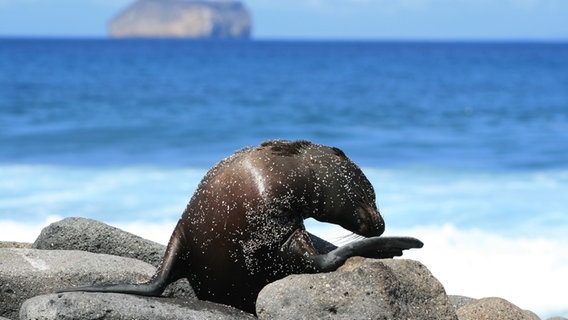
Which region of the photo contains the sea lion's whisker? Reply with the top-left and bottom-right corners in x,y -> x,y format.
334,233 -> 365,245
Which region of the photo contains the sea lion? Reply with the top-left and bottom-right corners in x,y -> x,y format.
59,140 -> 423,313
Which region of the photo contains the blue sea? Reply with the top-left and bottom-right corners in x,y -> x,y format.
1,39 -> 567,317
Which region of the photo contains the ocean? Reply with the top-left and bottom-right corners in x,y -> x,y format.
1,39 -> 567,317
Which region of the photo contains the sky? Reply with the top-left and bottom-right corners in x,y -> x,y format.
0,0 -> 567,40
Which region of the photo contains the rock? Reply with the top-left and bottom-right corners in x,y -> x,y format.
256,257 -> 458,320
33,217 -> 165,267
0,242 -> 31,249
0,248 -> 154,320
449,295 -> 476,310
525,310 -> 541,319
32,217 -> 195,299
456,297 -> 540,320
109,0 -> 252,39
20,292 -> 255,320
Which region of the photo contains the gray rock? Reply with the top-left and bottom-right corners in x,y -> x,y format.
0,242 -> 31,249
525,310 -> 541,319
456,297 -> 540,320
109,0 -> 252,39
449,295 -> 476,310
33,217 -> 166,267
0,248 -> 154,320
20,292 -> 256,320
256,257 -> 457,320
32,217 -> 195,299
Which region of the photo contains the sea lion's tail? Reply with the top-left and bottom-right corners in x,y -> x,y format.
56,281 -> 165,296
57,219 -> 191,297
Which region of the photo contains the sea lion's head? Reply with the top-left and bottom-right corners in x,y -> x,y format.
308,145 -> 385,238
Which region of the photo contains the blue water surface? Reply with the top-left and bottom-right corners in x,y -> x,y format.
1,39 -> 567,169
0,39 -> 567,235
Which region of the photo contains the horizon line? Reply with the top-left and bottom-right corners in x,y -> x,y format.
1,35 -> 567,44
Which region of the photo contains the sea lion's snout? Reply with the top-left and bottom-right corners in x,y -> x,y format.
355,206 -> 385,237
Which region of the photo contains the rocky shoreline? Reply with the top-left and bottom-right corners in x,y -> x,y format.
0,218 -> 564,320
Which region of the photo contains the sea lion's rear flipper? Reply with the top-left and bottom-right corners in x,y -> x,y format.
308,236 -> 423,272
57,219 -> 190,297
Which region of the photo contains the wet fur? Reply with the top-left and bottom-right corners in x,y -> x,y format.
58,140 -> 423,314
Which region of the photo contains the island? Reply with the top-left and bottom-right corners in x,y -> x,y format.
108,0 -> 252,39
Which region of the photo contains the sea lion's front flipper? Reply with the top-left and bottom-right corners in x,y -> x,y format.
57,219 -> 190,296
308,236 -> 423,272
279,229 -> 321,274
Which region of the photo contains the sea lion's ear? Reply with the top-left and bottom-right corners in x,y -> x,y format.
331,147 -> 347,159
262,140 -> 312,156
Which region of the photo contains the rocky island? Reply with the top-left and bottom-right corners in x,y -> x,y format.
108,0 -> 252,39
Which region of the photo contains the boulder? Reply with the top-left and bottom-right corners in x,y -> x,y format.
33,217 -> 165,267
109,0 -> 252,39
456,297 -> 540,320
33,217 -> 195,299
0,242 -> 31,249
20,292 -> 255,320
449,295 -> 476,310
256,257 -> 458,320
0,248 -> 154,320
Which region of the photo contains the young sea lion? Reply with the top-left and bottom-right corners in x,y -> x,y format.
59,140 -> 423,313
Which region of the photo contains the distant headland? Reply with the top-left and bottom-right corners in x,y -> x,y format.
108,0 -> 252,39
